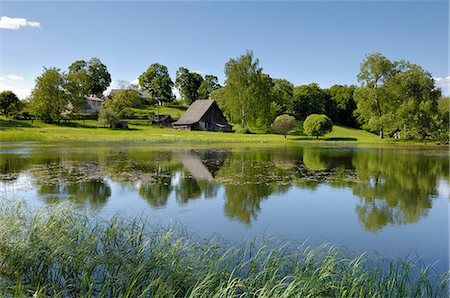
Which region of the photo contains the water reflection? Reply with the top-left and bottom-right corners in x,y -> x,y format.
0,145 -> 448,230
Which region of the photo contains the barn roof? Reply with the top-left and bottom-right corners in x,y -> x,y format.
109,89 -> 152,99
173,100 -> 216,125
152,114 -> 173,122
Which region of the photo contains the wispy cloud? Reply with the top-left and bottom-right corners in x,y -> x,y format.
5,74 -> 24,81
130,79 -> 139,85
434,76 -> 450,89
0,16 -> 41,30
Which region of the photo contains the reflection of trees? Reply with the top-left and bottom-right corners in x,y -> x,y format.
139,171 -> 172,208
2,145 -> 449,230
217,151 -> 291,224
38,180 -> 111,211
352,148 -> 449,231
0,154 -> 30,181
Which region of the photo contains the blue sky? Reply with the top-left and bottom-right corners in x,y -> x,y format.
1,1 -> 448,98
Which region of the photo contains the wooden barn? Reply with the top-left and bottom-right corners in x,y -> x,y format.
172,100 -> 233,132
152,114 -> 173,127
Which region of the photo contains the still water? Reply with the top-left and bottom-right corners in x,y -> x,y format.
0,143 -> 448,270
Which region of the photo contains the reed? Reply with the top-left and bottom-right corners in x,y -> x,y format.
0,200 -> 448,297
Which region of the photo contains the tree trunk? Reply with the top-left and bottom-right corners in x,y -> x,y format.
379,127 -> 384,139
284,134 -> 286,139
241,108 -> 245,128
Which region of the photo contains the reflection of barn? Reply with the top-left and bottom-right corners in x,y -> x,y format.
152,114 -> 173,127
177,149 -> 228,181
172,100 -> 232,132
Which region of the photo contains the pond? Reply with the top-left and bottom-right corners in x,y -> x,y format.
0,142 -> 448,271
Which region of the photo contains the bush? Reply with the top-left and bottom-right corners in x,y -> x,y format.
98,107 -> 120,128
303,114 -> 333,139
272,114 -> 296,138
234,126 -> 252,134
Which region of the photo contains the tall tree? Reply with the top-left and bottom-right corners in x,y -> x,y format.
221,51 -> 273,129
30,68 -> 71,123
198,75 -> 220,99
272,79 -> 294,114
354,53 -> 394,138
87,58 -> 112,96
0,91 -> 20,116
67,58 -> 111,97
327,85 -> 357,127
138,63 -> 174,105
291,83 -> 328,120
355,53 -> 442,140
383,61 -> 441,139
175,67 -> 203,104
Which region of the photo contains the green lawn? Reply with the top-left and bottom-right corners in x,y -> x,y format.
0,116 -> 385,143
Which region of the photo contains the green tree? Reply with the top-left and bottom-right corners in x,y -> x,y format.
99,89 -> 142,127
0,91 -> 20,116
102,89 -> 141,118
383,62 -> 442,139
355,53 -> 443,140
291,83 -> 329,120
68,58 -> 111,97
327,85 -> 357,127
86,58 -> 112,96
198,75 -> 220,99
175,67 -> 203,104
272,114 -> 296,138
98,106 -> 120,128
303,114 -> 333,139
220,51 -> 273,129
138,63 -> 174,105
30,67 -> 72,123
272,79 -> 294,114
354,53 -> 394,138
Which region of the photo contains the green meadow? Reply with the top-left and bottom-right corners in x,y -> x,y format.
0,116 -> 388,144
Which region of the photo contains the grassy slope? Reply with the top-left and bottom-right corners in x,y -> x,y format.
0,116 -> 382,143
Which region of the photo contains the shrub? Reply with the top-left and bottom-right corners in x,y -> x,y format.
303,114 -> 333,139
272,114 -> 296,138
98,107 -> 120,128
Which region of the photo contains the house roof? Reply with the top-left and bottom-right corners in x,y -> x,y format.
109,89 -> 152,99
85,96 -> 104,102
152,114 -> 173,122
173,100 -> 215,125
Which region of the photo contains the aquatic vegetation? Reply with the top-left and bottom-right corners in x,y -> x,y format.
0,200 -> 448,297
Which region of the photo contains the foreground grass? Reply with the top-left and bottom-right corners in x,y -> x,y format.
0,201 -> 448,297
0,117 -> 384,143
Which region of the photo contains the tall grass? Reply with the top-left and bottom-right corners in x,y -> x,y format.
0,200 -> 448,297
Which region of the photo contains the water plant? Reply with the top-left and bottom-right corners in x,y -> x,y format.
0,200 -> 448,297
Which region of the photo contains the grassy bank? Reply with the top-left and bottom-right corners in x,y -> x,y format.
0,117 -> 385,143
0,201 -> 448,297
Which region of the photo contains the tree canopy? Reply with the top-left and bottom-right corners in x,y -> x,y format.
326,85 -> 357,127
218,51 -> 274,130
291,83 -> 328,120
68,58 -> 111,97
354,53 -> 443,139
175,67 -> 203,104
272,114 -> 296,138
30,68 -> 73,122
303,114 -> 333,138
198,75 -> 220,99
138,63 -> 174,105
0,91 -> 20,116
